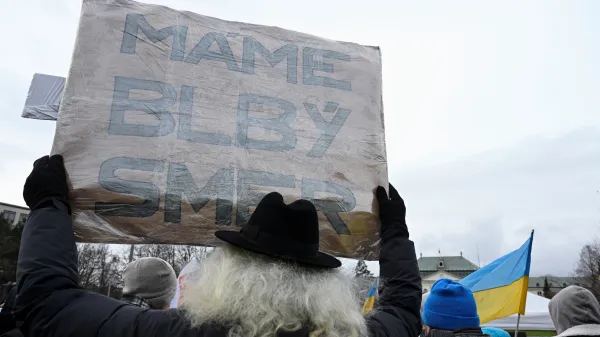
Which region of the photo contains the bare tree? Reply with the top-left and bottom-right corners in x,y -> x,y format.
124,245 -> 209,274
74,243 -> 210,298
0,217 -> 23,283
574,241 -> 600,300
77,243 -> 101,289
131,244 -> 178,271
76,243 -> 122,297
175,245 -> 209,270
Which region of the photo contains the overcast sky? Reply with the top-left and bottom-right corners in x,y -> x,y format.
1,0 -> 599,277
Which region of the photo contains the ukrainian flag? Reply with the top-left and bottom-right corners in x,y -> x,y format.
459,231 -> 534,324
361,277 -> 379,314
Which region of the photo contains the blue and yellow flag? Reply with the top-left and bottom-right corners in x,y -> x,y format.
361,277 -> 379,314
459,231 -> 534,324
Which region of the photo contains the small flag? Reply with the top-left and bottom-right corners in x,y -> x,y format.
361,277 -> 379,314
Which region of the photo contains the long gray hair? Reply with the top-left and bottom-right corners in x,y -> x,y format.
181,244 -> 367,337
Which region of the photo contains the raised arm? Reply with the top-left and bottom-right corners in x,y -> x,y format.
367,184 -> 422,337
16,155 -> 80,307
13,155 -> 199,337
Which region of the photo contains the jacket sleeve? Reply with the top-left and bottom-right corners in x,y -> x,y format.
366,225 -> 422,337
13,200 -> 201,337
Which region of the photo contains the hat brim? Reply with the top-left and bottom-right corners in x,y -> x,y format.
214,230 -> 342,269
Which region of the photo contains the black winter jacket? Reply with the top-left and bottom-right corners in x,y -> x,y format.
14,200 -> 422,337
427,328 -> 490,337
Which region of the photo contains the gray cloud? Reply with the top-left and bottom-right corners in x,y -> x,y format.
391,127 -> 600,276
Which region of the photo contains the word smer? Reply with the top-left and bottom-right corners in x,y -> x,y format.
109,77 -> 351,158
95,157 -> 355,235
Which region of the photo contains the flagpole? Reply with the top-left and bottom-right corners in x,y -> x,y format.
514,314 -> 521,337
515,230 -> 533,337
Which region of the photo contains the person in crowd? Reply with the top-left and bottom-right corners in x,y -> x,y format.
421,278 -> 487,337
0,286 -> 22,337
481,327 -> 510,337
549,285 -> 600,337
13,154 -> 422,337
121,257 -> 177,310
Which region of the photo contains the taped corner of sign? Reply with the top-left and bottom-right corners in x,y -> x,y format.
21,73 -> 65,121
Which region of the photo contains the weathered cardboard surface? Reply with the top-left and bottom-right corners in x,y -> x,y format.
52,0 -> 387,260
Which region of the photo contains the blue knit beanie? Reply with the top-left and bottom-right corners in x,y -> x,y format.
422,278 -> 480,330
482,327 -> 511,337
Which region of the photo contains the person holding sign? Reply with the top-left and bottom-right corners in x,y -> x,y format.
13,155 -> 421,337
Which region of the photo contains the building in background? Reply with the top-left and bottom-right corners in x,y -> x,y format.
418,253 -> 479,293
528,276 -> 582,297
0,202 -> 29,227
417,253 -> 579,299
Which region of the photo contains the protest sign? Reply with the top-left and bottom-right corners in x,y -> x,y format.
52,0 -> 387,260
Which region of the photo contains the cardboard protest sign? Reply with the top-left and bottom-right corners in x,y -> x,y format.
52,0 -> 387,260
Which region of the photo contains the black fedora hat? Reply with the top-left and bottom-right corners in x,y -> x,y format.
214,192 -> 341,268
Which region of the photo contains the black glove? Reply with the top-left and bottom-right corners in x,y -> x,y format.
23,155 -> 70,213
376,183 -> 409,239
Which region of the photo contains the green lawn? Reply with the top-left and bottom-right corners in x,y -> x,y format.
506,331 -> 555,337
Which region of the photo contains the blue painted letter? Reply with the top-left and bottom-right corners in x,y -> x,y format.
236,93 -> 297,152
241,37 -> 298,84
109,76 -> 176,137
302,47 -> 352,91
236,169 -> 296,226
301,177 -> 355,234
177,85 -> 232,146
184,32 -> 239,71
304,102 -> 351,157
120,14 -> 188,61
96,157 -> 164,217
165,163 -> 234,225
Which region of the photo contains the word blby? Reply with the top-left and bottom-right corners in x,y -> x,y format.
109,77 -> 351,158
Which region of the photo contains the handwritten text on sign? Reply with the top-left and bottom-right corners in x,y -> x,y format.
53,0 -> 387,259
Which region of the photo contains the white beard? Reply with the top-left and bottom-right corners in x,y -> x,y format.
181,245 -> 367,337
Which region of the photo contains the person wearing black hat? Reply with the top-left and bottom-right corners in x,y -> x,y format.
12,155 -> 422,337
